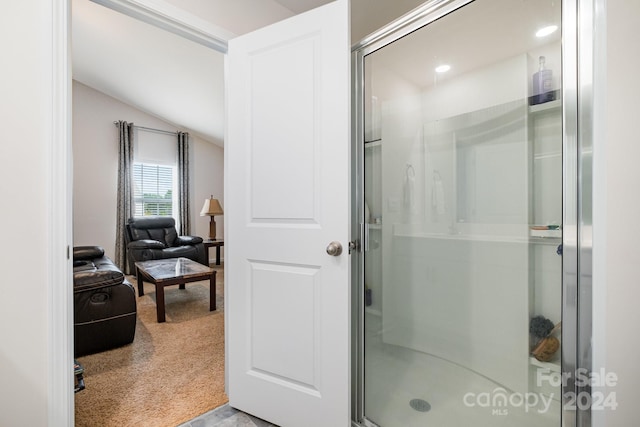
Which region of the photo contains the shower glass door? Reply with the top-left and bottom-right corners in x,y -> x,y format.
361,1 -> 563,426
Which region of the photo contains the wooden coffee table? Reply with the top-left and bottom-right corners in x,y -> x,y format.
135,257 -> 216,323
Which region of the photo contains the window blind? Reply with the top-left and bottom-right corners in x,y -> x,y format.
132,163 -> 175,216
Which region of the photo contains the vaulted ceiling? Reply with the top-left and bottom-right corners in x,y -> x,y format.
72,0 -> 425,146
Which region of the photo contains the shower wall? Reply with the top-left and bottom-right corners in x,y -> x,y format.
372,48 -> 562,395
387,235 -> 530,393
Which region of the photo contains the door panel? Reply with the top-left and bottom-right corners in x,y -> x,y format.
249,261 -> 320,391
226,1 -> 350,426
249,36 -> 318,222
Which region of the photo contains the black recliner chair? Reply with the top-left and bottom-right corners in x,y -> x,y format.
73,246 -> 137,357
126,216 -> 207,273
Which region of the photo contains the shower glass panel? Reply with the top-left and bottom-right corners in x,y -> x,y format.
362,1 -> 562,426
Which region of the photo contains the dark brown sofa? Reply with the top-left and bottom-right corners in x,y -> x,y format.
73,246 -> 136,357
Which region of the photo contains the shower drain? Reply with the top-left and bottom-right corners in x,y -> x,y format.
409,398 -> 431,412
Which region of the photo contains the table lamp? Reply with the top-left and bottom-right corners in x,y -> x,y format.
200,196 -> 223,240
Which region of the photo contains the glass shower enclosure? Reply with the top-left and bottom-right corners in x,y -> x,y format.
354,0 -> 569,426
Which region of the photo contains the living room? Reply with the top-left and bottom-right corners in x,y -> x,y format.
72,78 -> 229,424
70,1 -> 228,424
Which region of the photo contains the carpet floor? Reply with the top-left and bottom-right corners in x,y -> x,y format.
75,269 -> 228,427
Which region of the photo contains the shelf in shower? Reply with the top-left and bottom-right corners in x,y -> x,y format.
364,139 -> 381,148
529,98 -> 561,114
529,356 -> 561,373
529,228 -> 562,239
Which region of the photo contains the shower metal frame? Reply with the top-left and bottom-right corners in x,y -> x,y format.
350,0 -> 596,426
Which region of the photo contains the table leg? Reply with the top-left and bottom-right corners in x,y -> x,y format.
179,283 -> 185,290
210,272 -> 216,311
136,268 -> 144,296
156,284 -> 166,323
216,246 -> 221,265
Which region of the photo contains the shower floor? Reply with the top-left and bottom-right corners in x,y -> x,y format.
363,313 -> 561,427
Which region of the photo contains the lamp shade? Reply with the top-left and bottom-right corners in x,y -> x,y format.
200,197 -> 223,216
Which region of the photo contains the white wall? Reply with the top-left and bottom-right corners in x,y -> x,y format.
0,1 -> 69,426
73,81 -> 224,263
599,1 -> 640,426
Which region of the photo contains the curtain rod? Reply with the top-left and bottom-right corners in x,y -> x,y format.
113,121 -> 180,136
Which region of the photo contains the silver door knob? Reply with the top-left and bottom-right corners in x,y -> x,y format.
326,241 -> 343,256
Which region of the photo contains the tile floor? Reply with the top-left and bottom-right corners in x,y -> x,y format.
179,404 -> 278,427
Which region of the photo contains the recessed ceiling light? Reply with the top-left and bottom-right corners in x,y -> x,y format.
536,25 -> 558,38
435,64 -> 451,73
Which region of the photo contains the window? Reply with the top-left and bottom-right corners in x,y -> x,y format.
132,162 -> 177,217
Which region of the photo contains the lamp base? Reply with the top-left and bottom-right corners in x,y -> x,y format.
208,217 -> 217,240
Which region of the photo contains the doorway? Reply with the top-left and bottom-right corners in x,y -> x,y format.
71,0 -> 228,424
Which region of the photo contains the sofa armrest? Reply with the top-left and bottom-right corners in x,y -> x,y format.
73,246 -> 105,261
175,236 -> 203,246
128,239 -> 166,250
74,268 -> 125,292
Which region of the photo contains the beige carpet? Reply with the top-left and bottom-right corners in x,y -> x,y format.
75,269 -> 228,427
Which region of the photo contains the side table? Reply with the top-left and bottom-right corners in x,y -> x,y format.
203,239 -> 224,266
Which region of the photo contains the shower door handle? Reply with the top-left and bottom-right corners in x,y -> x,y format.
364,223 -> 370,252
326,241 -> 343,256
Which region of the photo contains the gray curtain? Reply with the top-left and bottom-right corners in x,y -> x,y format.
177,131 -> 191,236
115,121 -> 134,274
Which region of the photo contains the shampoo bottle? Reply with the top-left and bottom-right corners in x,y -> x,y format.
532,56 -> 555,104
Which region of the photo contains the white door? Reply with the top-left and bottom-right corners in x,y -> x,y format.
225,1 -> 350,426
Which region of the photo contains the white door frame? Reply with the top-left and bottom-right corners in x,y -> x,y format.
88,0 -> 232,52
50,1 -> 73,425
